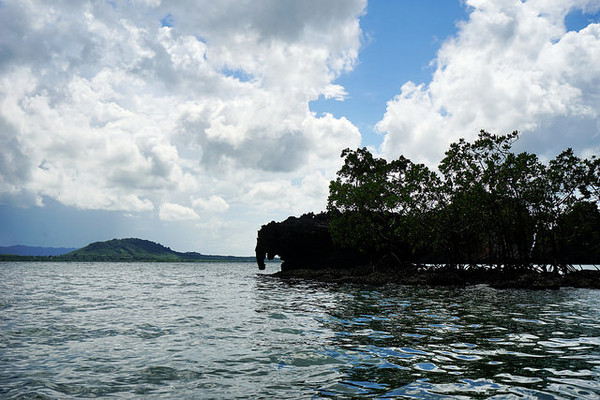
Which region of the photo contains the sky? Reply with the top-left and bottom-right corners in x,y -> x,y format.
1,0 -> 600,256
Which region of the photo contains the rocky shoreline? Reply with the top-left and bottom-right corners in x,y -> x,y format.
269,266 -> 600,290
256,213 -> 600,290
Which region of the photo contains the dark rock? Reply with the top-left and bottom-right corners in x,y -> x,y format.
269,266 -> 600,290
489,272 -> 562,290
255,212 -> 368,271
562,270 -> 600,289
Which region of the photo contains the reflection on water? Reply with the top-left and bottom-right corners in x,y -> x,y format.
255,277 -> 600,399
1,262 -> 599,399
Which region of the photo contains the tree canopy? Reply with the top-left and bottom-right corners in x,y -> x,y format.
327,131 -> 600,271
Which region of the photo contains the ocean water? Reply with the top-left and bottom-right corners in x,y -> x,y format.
1,262 -> 599,399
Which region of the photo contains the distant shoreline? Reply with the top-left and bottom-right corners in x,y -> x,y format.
0,238 -> 262,263
0,255 -> 259,262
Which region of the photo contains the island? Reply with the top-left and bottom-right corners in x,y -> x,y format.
256,131 -> 600,289
0,238 -> 256,263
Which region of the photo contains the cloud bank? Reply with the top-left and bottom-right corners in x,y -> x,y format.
0,0 -> 364,221
376,0 -> 600,165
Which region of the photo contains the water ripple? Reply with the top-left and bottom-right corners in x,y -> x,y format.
1,262 -> 599,398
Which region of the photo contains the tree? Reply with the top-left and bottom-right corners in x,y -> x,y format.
327,148 -> 395,258
553,201 -> 600,265
582,156 -> 600,204
533,148 -> 588,271
327,148 -> 438,267
326,131 -> 600,272
436,134 -> 492,266
437,131 -> 547,269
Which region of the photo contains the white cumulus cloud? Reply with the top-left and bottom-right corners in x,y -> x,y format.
159,202 -> 200,222
0,0 -> 365,219
192,195 -> 230,213
376,0 -> 600,166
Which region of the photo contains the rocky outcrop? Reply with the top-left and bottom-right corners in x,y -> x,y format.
255,213 -> 368,271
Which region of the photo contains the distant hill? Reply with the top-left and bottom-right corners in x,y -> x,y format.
55,238 -> 255,262
0,238 -> 256,262
0,245 -> 77,256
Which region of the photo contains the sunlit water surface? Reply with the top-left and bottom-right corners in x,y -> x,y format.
1,262 -> 599,399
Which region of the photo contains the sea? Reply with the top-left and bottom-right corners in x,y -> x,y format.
1,262 -> 599,399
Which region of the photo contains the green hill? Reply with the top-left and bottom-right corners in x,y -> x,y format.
52,238 -> 255,262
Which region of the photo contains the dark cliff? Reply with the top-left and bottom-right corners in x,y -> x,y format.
255,213 -> 368,271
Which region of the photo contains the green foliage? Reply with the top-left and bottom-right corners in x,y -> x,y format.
582,156 -> 600,202
437,131 -> 548,267
327,130 -> 600,270
327,148 -> 440,266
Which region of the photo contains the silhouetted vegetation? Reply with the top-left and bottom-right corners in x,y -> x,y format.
327,130 -> 600,272
256,131 -> 600,288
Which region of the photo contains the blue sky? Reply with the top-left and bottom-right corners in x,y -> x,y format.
311,1 -> 469,147
1,0 -> 600,255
